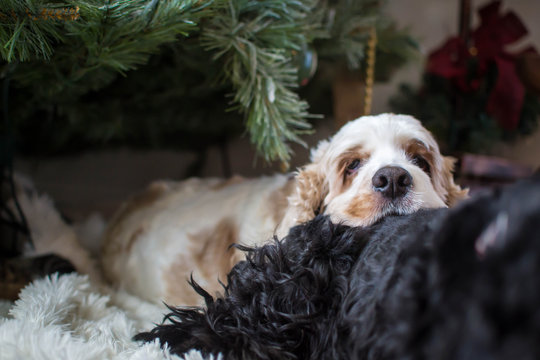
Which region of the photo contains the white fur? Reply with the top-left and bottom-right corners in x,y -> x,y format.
0,274 -> 215,360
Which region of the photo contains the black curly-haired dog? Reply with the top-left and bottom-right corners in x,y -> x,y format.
136,175 -> 540,360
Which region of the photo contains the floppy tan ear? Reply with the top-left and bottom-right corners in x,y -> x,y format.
441,156 -> 469,206
276,140 -> 330,237
290,163 -> 328,220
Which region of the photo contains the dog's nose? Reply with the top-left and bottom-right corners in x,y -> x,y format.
372,166 -> 412,199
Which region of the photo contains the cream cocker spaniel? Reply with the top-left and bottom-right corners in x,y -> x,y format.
102,114 -> 468,306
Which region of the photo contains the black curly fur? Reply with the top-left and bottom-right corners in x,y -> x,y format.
351,174 -> 540,360
136,175 -> 540,360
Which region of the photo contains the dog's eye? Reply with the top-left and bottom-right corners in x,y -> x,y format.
346,159 -> 362,174
413,155 -> 431,174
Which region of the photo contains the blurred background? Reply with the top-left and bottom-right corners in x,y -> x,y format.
2,0 -> 539,223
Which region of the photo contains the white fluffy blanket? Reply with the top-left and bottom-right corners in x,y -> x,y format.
0,274 -> 212,360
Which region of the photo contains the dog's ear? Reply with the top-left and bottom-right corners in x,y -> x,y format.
290,163 -> 328,221
276,140 -> 330,237
441,156 -> 468,206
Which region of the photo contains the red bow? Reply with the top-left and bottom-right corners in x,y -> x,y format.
427,1 -> 536,130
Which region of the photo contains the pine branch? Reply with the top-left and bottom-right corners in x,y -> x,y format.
0,1 -> 69,61
202,0 -> 318,164
3,0 -> 203,97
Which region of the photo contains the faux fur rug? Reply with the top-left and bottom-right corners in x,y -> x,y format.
0,273 -> 213,360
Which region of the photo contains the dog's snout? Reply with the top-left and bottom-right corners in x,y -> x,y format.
372,166 -> 412,200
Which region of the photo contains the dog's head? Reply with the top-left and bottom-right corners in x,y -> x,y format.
284,113 -> 468,228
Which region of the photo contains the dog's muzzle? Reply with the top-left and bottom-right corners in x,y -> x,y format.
372,166 -> 412,200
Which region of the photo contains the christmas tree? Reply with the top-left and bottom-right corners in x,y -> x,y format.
1,0 -> 416,165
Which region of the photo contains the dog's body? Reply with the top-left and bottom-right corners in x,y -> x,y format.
101,114 -> 467,306
136,175 -> 540,359
102,175 -> 294,305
